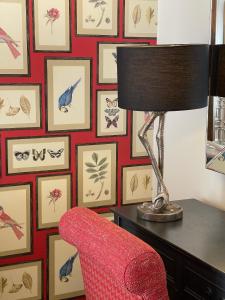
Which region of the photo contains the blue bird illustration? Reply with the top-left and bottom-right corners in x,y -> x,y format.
58,78 -> 81,113
59,252 -> 78,282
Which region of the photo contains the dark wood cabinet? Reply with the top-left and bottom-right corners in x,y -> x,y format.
111,199 -> 225,300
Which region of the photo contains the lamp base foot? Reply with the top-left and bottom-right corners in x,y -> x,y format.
137,201 -> 183,222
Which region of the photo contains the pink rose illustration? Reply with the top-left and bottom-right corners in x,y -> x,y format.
45,8 -> 60,34
48,188 -> 62,212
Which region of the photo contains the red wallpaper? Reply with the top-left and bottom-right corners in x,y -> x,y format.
0,0 -> 155,299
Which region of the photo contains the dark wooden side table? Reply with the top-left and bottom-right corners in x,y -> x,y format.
111,199 -> 225,300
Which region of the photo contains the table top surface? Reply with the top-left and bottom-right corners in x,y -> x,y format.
111,199 -> 225,274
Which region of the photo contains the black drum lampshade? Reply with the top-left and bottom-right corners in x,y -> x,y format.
210,44 -> 225,97
117,45 -> 209,112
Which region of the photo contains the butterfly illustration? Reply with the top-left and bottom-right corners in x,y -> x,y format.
106,97 -> 118,108
112,52 -> 117,63
105,115 -> 119,128
32,149 -> 46,161
14,151 -> 30,161
47,148 -> 64,158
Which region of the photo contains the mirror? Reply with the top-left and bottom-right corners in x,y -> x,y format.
206,0 -> 225,174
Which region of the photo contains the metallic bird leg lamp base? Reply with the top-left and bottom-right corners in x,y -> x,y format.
137,111 -> 183,222
117,45 -> 209,223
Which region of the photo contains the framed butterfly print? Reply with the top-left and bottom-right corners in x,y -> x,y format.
0,184 -> 31,257
46,58 -> 91,132
97,90 -> 127,137
48,234 -> 84,300
0,84 -> 41,130
124,0 -> 158,38
76,142 -> 117,208
0,0 -> 29,76
6,136 -> 70,175
0,260 -> 42,299
37,174 -> 71,229
98,42 -> 148,84
33,0 -> 71,52
76,0 -> 118,36
131,111 -> 154,158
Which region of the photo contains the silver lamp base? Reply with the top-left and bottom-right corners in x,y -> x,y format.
137,201 -> 183,222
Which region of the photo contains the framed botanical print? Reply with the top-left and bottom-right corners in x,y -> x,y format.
33,0 -> 71,51
122,164 -> 153,204
76,0 -> 118,36
100,212 -> 114,221
0,84 -> 41,130
48,234 -> 84,300
98,42 -> 148,83
46,58 -> 91,132
0,260 -> 42,299
0,0 -> 29,75
7,136 -> 70,174
0,184 -> 31,257
131,111 -> 154,158
124,0 -> 158,38
77,142 -> 117,208
37,174 -> 71,229
97,90 -> 127,137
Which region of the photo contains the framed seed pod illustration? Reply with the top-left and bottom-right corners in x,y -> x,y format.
77,142 -> 117,208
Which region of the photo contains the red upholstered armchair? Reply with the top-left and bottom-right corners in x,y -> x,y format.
59,207 -> 169,300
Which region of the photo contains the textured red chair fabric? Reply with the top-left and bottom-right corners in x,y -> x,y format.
59,207 -> 169,300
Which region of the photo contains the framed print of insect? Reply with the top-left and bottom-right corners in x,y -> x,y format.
76,142 -> 117,208
6,136 -> 70,175
48,234 -> 84,300
46,58 -> 91,132
96,90 -> 127,137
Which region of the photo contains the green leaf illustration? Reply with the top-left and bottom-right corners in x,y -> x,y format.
98,163 -> 108,171
86,168 -> 97,173
92,152 -> 98,164
85,162 -> 96,168
98,157 -> 107,166
130,174 -> 138,195
99,171 -> 107,176
89,174 -> 99,179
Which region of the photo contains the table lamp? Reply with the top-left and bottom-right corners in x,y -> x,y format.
117,45 -> 209,222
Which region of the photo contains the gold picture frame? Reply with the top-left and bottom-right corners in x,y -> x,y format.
7,136 -> 70,174
48,234 -> 84,300
0,184 -> 31,257
77,142 -> 117,208
37,174 -> 71,229
0,0 -> 29,75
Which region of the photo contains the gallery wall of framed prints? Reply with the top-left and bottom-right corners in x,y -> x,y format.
0,0 -> 157,299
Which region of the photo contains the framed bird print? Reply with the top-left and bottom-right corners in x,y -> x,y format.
46,58 -> 91,132
124,0 -> 158,38
37,174 -> 71,229
0,260 -> 42,299
131,111 -> 154,158
0,84 -> 41,130
77,142 -> 117,208
98,42 -> 148,84
6,136 -> 70,175
122,164 -> 153,205
33,0 -> 71,52
48,234 -> 84,300
97,90 -> 127,137
0,0 -> 29,75
0,184 -> 31,257
76,0 -> 118,36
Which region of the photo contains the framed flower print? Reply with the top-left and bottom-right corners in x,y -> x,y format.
0,0 -> 29,75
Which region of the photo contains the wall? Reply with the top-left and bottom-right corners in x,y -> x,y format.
0,1 -> 155,299
158,0 -> 225,209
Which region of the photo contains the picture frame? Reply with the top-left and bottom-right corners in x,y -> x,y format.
100,212 -> 114,221
6,135 -> 70,175
124,0 -> 158,38
0,0 -> 29,76
76,0 -> 118,36
98,42 -> 148,84
33,0 -> 71,52
46,58 -> 91,132
0,260 -> 42,299
0,184 -> 31,257
122,164 -> 153,205
77,142 -> 117,208
0,84 -> 41,130
37,174 -> 71,230
131,111 -> 154,158
96,90 -> 127,137
48,234 -> 84,300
